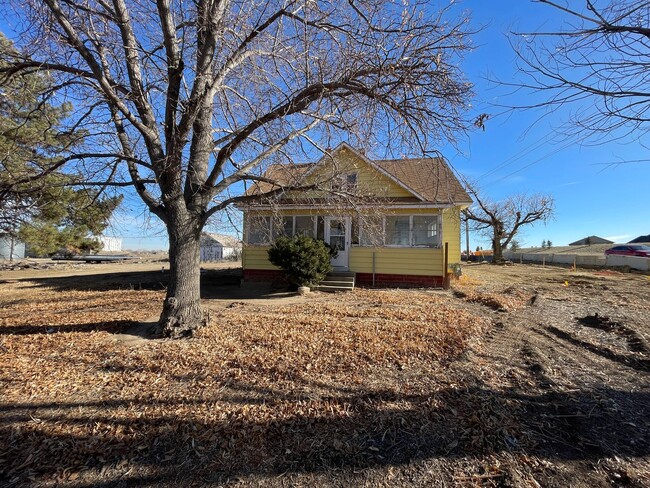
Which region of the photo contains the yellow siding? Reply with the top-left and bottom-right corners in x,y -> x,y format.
242,245 -> 278,270
349,247 -> 443,276
442,207 -> 462,267
287,145 -> 413,199
243,245 -> 445,276
242,207 -> 463,275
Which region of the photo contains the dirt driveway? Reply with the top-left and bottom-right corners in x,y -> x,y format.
448,263 -> 650,486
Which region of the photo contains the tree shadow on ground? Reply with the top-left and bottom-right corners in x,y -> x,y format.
1,380 -> 648,487
18,267 -> 295,301
0,320 -> 137,336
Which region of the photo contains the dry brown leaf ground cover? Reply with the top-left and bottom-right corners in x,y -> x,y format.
1,277 -> 491,487
1,263 -> 649,487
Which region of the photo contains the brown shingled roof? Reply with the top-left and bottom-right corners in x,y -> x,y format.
374,157 -> 472,205
245,163 -> 315,196
244,145 -> 471,205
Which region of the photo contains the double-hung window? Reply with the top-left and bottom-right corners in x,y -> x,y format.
332,172 -> 358,192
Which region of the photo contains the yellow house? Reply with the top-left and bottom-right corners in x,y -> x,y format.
238,143 -> 472,287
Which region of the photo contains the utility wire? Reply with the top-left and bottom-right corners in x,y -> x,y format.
483,139 -> 576,188
478,132 -> 557,180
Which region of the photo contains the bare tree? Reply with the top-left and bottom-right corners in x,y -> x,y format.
512,0 -> 650,143
463,185 -> 554,264
0,0 -> 475,337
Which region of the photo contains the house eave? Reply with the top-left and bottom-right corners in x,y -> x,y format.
236,202 -> 466,211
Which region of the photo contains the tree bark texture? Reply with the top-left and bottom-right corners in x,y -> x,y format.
158,211 -> 208,338
492,236 -> 505,265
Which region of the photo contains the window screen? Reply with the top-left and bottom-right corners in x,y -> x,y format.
413,216 -> 438,246
272,216 -> 293,239
295,216 -> 315,237
385,216 -> 410,246
359,216 -> 384,246
247,216 -> 271,244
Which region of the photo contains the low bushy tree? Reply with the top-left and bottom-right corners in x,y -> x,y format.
268,236 -> 333,288
18,189 -> 122,257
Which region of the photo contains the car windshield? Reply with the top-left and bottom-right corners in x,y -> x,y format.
631,245 -> 650,250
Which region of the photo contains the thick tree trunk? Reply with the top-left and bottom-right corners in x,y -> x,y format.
492,237 -> 505,264
157,217 -> 209,338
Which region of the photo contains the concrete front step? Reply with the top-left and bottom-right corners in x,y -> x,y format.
318,284 -> 355,293
320,279 -> 354,286
316,271 -> 356,292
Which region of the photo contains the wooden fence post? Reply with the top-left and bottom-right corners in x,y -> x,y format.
443,242 -> 450,289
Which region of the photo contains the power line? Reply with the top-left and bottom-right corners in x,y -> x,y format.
483,139 -> 576,188
478,132 -> 556,180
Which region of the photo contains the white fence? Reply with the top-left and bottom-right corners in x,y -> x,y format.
504,252 -> 650,272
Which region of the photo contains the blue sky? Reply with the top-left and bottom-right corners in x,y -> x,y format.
3,1 -> 649,251
445,0 -> 650,249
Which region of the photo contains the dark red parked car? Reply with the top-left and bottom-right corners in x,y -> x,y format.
604,244 -> 650,257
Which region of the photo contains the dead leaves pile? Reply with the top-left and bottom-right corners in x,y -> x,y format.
0,282 -> 492,486
203,289 -> 490,384
453,277 -> 532,312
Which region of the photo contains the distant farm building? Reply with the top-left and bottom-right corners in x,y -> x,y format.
100,236 -> 123,252
200,233 -> 241,262
629,234 -> 650,243
0,234 -> 25,260
569,236 -> 613,246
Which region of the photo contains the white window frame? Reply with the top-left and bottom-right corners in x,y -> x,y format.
251,215 -> 318,244
355,214 -> 441,248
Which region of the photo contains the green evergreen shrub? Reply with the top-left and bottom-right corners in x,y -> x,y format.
268,235 -> 333,288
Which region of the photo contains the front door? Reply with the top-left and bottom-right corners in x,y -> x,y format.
325,217 -> 349,268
